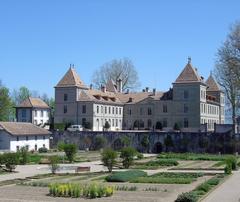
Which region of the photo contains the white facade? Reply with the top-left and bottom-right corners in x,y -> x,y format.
0,130 -> 50,152
17,108 -> 50,126
93,103 -> 123,131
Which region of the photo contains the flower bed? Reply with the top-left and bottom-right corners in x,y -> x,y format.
105,170 -> 147,182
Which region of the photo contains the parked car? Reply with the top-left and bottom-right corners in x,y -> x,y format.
67,125 -> 83,131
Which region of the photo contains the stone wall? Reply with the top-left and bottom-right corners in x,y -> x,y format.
51,128 -> 240,154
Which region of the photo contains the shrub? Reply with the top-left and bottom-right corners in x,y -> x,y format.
57,141 -> 65,151
207,178 -> 220,186
63,144 -> 77,163
49,155 -> 60,174
136,153 -> 144,160
224,163 -> 232,175
225,156 -> 237,170
54,123 -> 65,131
18,146 -> 29,165
173,123 -> 180,130
38,147 -> 48,153
175,192 -> 198,202
49,183 -> 113,198
93,136 -> 107,150
195,183 -> 211,193
120,136 -> 131,147
3,153 -> 19,172
105,170 -> 147,182
104,121 -> 110,130
101,148 -> 117,172
120,147 -> 137,168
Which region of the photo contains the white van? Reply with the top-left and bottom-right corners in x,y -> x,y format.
67,125 -> 83,132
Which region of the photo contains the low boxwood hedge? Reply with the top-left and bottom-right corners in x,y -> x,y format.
130,177 -> 194,184
105,170 -> 147,182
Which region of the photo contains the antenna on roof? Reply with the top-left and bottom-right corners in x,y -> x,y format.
187,56 -> 191,64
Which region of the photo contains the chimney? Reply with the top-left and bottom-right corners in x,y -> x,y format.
90,84 -> 93,90
153,88 -> 156,96
117,78 -> 123,93
101,85 -> 106,93
145,87 -> 149,92
128,97 -> 133,102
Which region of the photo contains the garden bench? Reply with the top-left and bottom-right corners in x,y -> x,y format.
75,166 -> 90,172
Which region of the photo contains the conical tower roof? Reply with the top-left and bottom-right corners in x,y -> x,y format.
206,74 -> 221,91
56,67 -> 87,88
175,60 -> 203,83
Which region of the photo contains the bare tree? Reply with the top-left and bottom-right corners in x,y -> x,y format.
215,22 -> 240,126
92,58 -> 140,91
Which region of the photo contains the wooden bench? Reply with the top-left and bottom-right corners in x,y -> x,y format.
75,166 -> 90,173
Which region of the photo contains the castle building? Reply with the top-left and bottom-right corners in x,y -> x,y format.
54,60 -> 224,131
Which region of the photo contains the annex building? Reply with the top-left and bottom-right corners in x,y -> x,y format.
54,59 -> 225,131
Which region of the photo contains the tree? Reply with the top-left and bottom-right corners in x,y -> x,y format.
0,86 -> 14,121
12,86 -> 31,105
141,135 -> 149,152
173,123 -> 180,131
101,148 -> 117,172
120,136 -> 131,147
92,58 -> 140,91
3,153 -> 19,172
104,121 -> 110,131
215,22 -> 240,126
93,136 -> 107,150
120,147 -> 137,169
18,146 -> 29,165
164,135 -> 174,152
63,143 -> 77,163
49,155 -> 60,174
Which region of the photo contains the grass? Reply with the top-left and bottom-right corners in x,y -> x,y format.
105,170 -> 147,182
158,152 -> 236,161
151,172 -> 204,178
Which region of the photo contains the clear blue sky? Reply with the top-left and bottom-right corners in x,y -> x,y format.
0,0 -> 239,98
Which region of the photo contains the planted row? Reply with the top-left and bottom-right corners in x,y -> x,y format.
105,170 -> 147,182
49,183 -> 114,198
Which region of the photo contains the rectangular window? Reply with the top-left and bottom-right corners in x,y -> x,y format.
184,104 -> 188,113
26,136 -> 28,141
163,118 -> 168,127
43,136 -> 45,140
116,119 -> 118,127
35,136 -> 37,141
163,104 -> 167,113
116,107 -> 118,114
112,119 -> 114,127
147,107 -> 152,115
64,105 -> 67,113
22,109 -> 26,118
101,106 -> 103,113
112,107 -> 114,114
109,107 -> 111,114
17,136 -> 19,141
35,144 -> 38,151
128,109 -> 132,115
105,106 -> 107,114
184,90 -> 189,99
119,108 -> 122,115
97,106 -> 99,113
184,118 -> 189,128
64,94 -> 68,101
82,118 -> 86,126
140,108 -> 143,115
41,110 -> 43,117
82,105 -> 86,114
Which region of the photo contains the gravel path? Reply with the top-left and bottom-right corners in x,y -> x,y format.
203,171 -> 240,202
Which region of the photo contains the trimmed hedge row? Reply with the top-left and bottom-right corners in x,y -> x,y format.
151,172 -> 203,178
130,177 -> 194,184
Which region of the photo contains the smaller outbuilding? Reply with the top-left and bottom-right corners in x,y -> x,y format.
0,122 -> 51,152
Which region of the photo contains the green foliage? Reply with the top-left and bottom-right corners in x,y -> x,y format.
195,183 -> 211,192
0,86 -> 14,121
63,144 -> 77,163
49,183 -> 114,198
93,136 -> 107,150
115,185 -> 137,191
224,163 -> 232,175
141,135 -> 149,149
105,170 -> 147,182
38,147 -> 48,153
54,123 -> 66,131
151,172 -> 203,179
158,152 -> 235,161
225,156 -> 237,170
131,177 -> 194,184
18,146 -> 29,165
83,121 -> 92,129
133,159 -> 178,169
48,155 -> 60,174
57,141 -> 65,151
101,148 -> 117,172
136,152 -> 144,160
164,135 -> 174,150
175,192 -> 198,202
120,147 -> 137,168
120,136 -> 131,147
104,121 -> 110,130
2,153 -> 19,172
173,123 -> 180,130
